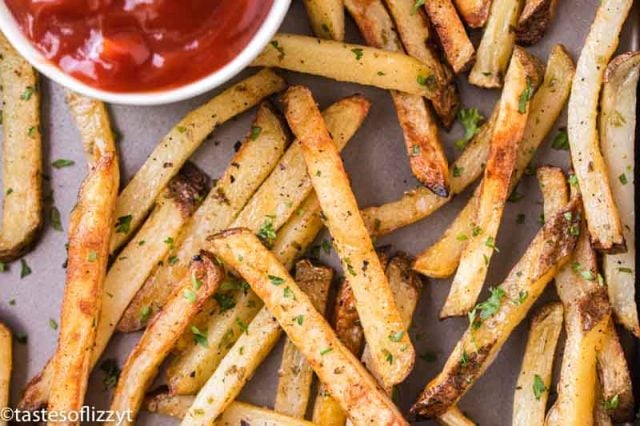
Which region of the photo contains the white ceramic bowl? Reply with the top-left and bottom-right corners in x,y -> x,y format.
0,1 -> 291,105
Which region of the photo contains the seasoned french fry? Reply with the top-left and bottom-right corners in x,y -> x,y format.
593,378 -> 613,426
442,48 -> 543,318
567,0 -> 633,252
118,102 -> 287,332
274,261 -> 334,418
199,230 -> 407,426
512,302 -> 563,426
0,323 -> 11,426
452,0 -> 492,27
285,85 -> 414,386
110,69 -> 285,252
144,392 -> 316,425
414,45 -> 575,278
303,0 -> 345,40
515,0 -> 560,45
600,52 -> 640,337
383,0 -> 460,127
0,33 -> 42,262
436,407 -> 476,426
253,34 -> 439,98
469,0 -> 523,88
421,0 -> 475,73
597,325 -> 635,423
345,0 -> 450,196
108,253 -> 224,425
47,99 -> 119,424
411,198 -> 579,417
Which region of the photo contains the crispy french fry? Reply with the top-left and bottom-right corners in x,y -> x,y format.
597,325 -> 634,423
47,100 -> 119,424
383,0 -> 460,127
442,48 -> 543,318
199,230 -> 407,426
452,0 -> 492,27
469,0 -> 523,88
253,34 -> 439,98
108,253 -> 224,425
110,69 -> 285,251
0,33 -> 42,262
345,0 -> 450,196
285,85 -> 414,386
515,0 -> 560,45
303,0 -> 345,40
512,302 -> 563,426
274,261 -> 334,418
411,198 -> 579,417
144,392 -> 316,425
567,0 -> 633,252
436,407 -> 476,426
600,52 -> 640,337
117,102 -> 287,332
0,323 -> 11,426
414,45 -> 575,278
421,0 -> 475,73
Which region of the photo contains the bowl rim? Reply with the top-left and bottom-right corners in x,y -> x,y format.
0,1 -> 291,106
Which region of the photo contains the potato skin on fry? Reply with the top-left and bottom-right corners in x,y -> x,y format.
453,0 -> 492,28
515,0 -> 559,46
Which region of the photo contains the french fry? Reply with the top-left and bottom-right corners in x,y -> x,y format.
597,325 -> 635,423
117,102 -> 288,332
274,260 -> 334,418
600,52 -> 640,337
303,0 -> 345,40
414,45 -> 575,278
198,230 -> 407,426
411,198 -> 579,417
108,253 -> 224,425
442,48 -> 543,318
421,0 -> 475,73
468,0 -> 523,88
0,33 -> 42,262
452,0 -> 492,28
0,323 -> 11,426
144,392 -> 316,425
512,302 -> 563,426
47,99 -> 120,424
567,0 -> 633,252
253,34 -> 439,98
383,0 -> 460,127
436,407 -> 476,426
515,0 -> 560,45
593,378 -> 613,426
110,69 -> 285,252
345,0 -> 450,196
284,85 -> 414,386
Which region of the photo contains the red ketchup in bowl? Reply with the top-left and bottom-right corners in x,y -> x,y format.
5,0 -> 273,92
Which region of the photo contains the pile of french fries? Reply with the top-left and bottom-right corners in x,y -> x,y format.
0,0 -> 637,425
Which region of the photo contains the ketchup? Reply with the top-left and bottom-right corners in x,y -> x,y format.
5,0 -> 273,93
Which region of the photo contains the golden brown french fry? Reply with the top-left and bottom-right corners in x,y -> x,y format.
593,378 -> 613,426
284,85 -> 414,386
0,323 -> 11,426
567,0 -> 633,252
421,0 -> 475,73
468,0 -> 523,88
414,45 -> 575,278
597,325 -> 635,423
411,199 -> 579,417
274,260 -> 334,418
383,0 -> 460,127
512,302 -> 563,426
345,0 -> 450,196
144,392 -> 316,425
108,253 -> 224,425
110,69 -> 285,252
199,230 -> 407,426
47,100 -> 119,424
436,407 -> 476,426
0,33 -> 42,262
442,48 -> 543,318
253,34 -> 439,98
117,102 -> 287,332
452,0 -> 492,27
303,0 -> 345,40
600,52 -> 640,337
515,0 -> 560,45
